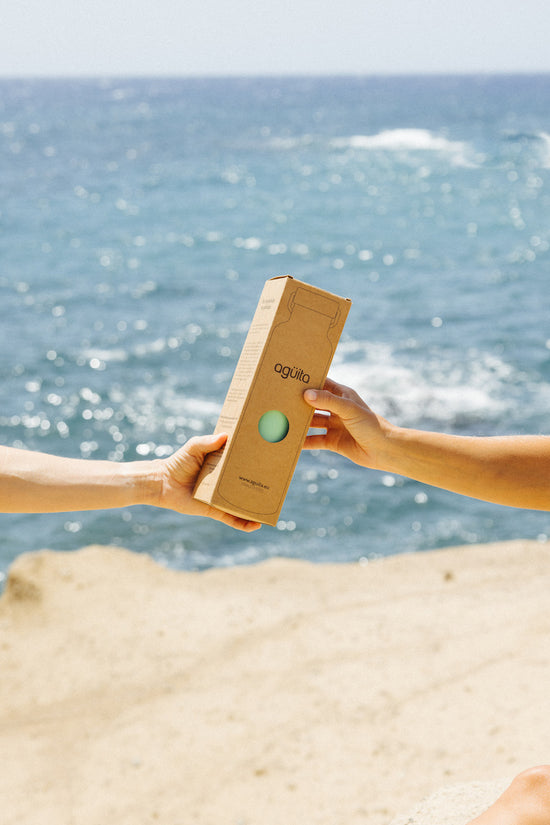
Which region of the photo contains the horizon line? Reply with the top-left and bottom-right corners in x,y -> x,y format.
2,69 -> 550,81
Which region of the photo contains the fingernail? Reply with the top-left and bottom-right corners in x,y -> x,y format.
304,389 -> 317,402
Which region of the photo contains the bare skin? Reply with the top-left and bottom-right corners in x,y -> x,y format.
467,766 -> 550,825
0,433 -> 261,531
304,378 -> 550,511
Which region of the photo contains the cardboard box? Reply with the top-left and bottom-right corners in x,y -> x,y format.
193,276 -> 351,525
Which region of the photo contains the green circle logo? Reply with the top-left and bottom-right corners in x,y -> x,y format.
258,410 -> 289,443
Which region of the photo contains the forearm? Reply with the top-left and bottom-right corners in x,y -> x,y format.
382,428 -> 550,510
0,446 -> 161,513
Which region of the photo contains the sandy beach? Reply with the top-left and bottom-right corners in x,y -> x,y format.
1,539 -> 550,825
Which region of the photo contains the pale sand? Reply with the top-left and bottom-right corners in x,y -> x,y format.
388,778 -> 511,825
1,539 -> 550,825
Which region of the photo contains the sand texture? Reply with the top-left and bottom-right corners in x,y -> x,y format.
388,778 -> 511,825
1,539 -> 550,825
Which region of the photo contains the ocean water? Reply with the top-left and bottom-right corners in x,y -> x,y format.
1,74 -> 550,579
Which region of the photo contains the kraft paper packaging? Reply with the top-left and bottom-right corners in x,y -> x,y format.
193,276 -> 351,525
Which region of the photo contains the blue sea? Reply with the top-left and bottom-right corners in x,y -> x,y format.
1,74 -> 550,581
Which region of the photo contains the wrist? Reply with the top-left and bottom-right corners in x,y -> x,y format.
119,460 -> 164,507
373,423 -> 413,474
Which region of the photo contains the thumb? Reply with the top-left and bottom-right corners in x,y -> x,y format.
185,432 -> 228,461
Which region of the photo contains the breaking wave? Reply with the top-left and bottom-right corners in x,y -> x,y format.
328,340 -> 547,431
330,128 -> 477,166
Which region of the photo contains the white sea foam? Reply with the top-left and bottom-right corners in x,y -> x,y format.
330,129 -> 476,167
329,341 -> 519,429
265,128 -> 477,167
535,131 -> 550,168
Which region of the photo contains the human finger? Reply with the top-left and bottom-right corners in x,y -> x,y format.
192,498 -> 262,531
304,388 -> 361,421
302,433 -> 330,451
322,376 -> 349,396
184,431 -> 228,462
308,411 -> 331,430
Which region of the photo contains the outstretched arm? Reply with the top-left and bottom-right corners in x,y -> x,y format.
304,378 -> 550,511
0,433 -> 261,531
